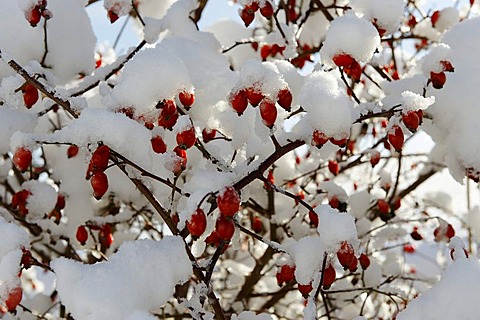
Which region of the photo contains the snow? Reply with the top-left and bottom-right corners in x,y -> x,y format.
104,0 -> 132,16
320,13 -> 380,66
51,236 -> 192,320
426,17 -> 480,182
23,180 -> 57,221
108,45 -> 192,115
350,0 -> 405,35
401,91 -> 435,112
434,7 -> 460,32
232,311 -> 273,320
297,70 -> 353,139
235,60 -> 288,100
0,108 -> 37,154
292,236 -> 324,285
316,205 -> 358,253
397,257 -> 480,320
0,216 -> 29,300
421,43 -> 452,75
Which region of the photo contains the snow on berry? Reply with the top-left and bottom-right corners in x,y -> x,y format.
0,109 -> 36,154
108,46 -> 192,116
297,71 -> 353,140
103,0 -> 132,18
424,18 -> 480,182
320,14 -> 380,67
22,180 -> 57,220
51,237 -> 192,320
291,236 -> 325,285
315,205 -> 358,254
0,216 -> 30,286
234,60 -> 288,102
401,91 -> 435,112
421,44 -> 453,76
350,0 -> 405,36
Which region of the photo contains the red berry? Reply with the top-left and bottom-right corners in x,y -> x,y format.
322,264 -> 336,289
328,160 -> 339,176
312,130 -> 329,148
151,136 -> 167,154
328,195 -> 339,209
158,109 -> 179,129
55,194 -> 66,210
430,71 -> 446,89
217,186 -> 240,217
308,210 -> 319,228
337,241 -> 355,270
260,45 -> 272,60
330,137 -> 348,147
230,90 -> 248,115
13,147 -> 32,172
172,146 -> 187,174
215,217 -> 235,240
259,99 -> 277,128
100,224 -> 114,248
359,253 -> 370,270
349,256 -> 358,272
107,10 -> 119,23
431,10 -> 440,27
277,88 -> 292,111
245,87 -> 264,107
411,229 -> 423,241
279,264 -> 295,285
344,60 -> 362,82
298,283 -> 313,297
178,90 -> 195,108
205,230 -> 222,247
402,111 -> 420,132
26,7 -> 41,26
252,216 -> 263,233
67,145 -> 79,158
441,60 -> 454,72
76,225 -> 88,245
202,128 -> 217,143
404,244 -> 415,253
370,151 -> 381,167
187,208 -> 207,237
260,1 -> 274,18
377,199 -> 389,215
332,53 -> 354,68
240,7 -> 255,27
86,145 -> 110,178
22,83 -> 39,108
5,287 -> 22,312
176,126 -> 196,149
388,125 -> 404,152
90,171 -> 108,200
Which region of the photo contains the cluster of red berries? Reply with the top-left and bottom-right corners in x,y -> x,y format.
290,44 -> 314,69
239,1 -> 274,27
76,224 -> 114,248
430,60 -> 454,89
332,53 -> 363,82
11,189 -> 31,216
86,145 -> 110,200
25,0 -> 51,27
311,130 -> 349,149
229,86 -> 292,128
376,198 -> 401,222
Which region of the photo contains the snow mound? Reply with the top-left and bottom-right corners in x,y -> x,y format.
51,236 -> 192,320
397,258 -> 480,320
